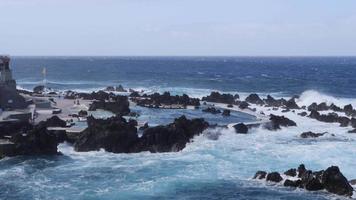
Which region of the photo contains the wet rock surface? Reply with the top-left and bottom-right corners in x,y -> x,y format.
254,164 -> 354,197
132,92 -> 200,108
73,115 -> 209,154
202,92 -> 237,104
265,114 -> 297,130
300,131 -> 326,138
233,123 -> 248,134
89,95 -> 130,116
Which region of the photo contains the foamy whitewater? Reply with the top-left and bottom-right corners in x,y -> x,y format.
1,57 -> 356,199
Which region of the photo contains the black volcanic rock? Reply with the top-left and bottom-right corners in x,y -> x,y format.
284,168 -> 297,177
255,164 -> 353,197
308,102 -> 330,111
266,114 -> 297,130
266,172 -> 283,183
263,95 -> 287,107
284,179 -> 301,187
233,123 -> 248,134
253,171 -> 267,179
245,94 -> 264,105
0,120 -> 33,138
351,118 -> 356,128
222,109 -> 231,116
74,116 -> 138,153
238,101 -> 249,109
344,104 -> 354,116
202,92 -> 236,104
133,116 -> 209,153
300,131 -> 326,138
321,166 -> 354,196
44,116 -> 66,127
348,129 -> 356,133
89,95 -> 130,116
132,92 -> 200,107
285,98 -> 300,109
202,107 -> 221,114
298,111 -> 308,117
2,122 -> 61,158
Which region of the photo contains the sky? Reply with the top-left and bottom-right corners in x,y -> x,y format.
0,0 -> 356,56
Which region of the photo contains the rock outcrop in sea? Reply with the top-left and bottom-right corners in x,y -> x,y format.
254,164 -> 354,197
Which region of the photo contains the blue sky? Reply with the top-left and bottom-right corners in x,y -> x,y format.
0,0 -> 356,56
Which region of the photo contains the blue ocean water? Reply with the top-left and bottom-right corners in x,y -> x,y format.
1,57 -> 356,200
11,56 -> 356,98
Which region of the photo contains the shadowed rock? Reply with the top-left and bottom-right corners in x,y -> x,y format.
202,107 -> 221,114
265,114 -> 297,130
202,92 -> 237,104
89,95 -> 130,116
245,94 -> 264,105
253,171 -> 267,179
233,123 -> 248,134
300,131 -> 326,138
266,172 -> 283,183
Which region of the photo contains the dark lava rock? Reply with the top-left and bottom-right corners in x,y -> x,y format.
65,90 -> 111,101
266,114 -> 297,130
245,94 -> 264,105
349,179 -> 356,185
105,86 -> 115,91
253,171 -> 267,179
89,95 -> 130,116
330,103 -> 343,112
338,116 -> 350,127
298,112 -> 308,117
202,92 -> 236,104
263,95 -> 287,107
344,104 -> 354,116
285,98 -> 300,109
233,123 -> 248,134
116,85 -> 127,92
321,166 -> 354,196
300,131 -> 326,138
222,109 -> 231,116
74,116 -> 138,153
257,164 -> 354,197
78,110 -> 88,117
351,118 -> 356,128
133,116 -> 209,153
44,116 -> 66,127
284,179 -> 301,187
348,129 -> 356,133
300,170 -> 324,191
281,109 -> 290,113
308,102 -> 329,111
266,172 -> 283,183
298,164 -> 307,178
284,168 -> 297,177
3,122 -> 61,157
238,101 -> 249,109
133,92 -> 200,107
202,107 -> 221,114
0,120 -> 33,138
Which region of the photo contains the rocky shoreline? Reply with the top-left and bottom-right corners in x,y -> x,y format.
1,85 -> 356,198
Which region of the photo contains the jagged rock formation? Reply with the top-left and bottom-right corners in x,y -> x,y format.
254,164 -> 353,197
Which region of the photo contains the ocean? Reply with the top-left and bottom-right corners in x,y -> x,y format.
1,56 -> 356,199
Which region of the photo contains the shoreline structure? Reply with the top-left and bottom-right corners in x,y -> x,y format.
0,56 -> 355,197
